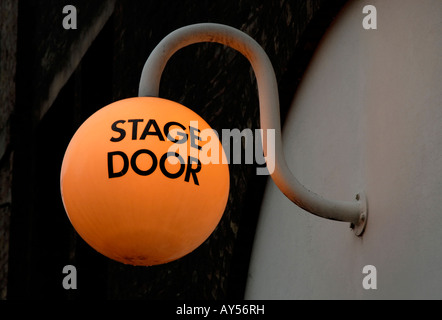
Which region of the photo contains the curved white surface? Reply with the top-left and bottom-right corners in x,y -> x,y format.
246,0 -> 442,299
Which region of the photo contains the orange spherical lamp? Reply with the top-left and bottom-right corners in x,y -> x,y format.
60,97 -> 230,266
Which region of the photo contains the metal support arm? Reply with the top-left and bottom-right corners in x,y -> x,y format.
138,23 -> 367,236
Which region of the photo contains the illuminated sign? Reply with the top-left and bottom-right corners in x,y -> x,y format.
60,97 -> 230,266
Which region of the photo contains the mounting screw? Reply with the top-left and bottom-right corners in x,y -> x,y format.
352,192 -> 368,237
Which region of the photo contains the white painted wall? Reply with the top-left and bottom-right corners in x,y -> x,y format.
245,0 -> 442,300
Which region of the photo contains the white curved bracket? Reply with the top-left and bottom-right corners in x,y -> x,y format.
138,23 -> 367,236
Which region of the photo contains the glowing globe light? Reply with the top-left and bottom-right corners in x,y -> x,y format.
60,97 -> 230,266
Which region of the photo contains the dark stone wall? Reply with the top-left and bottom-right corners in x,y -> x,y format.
0,0 -> 18,300
14,0 -> 115,119
3,0 -> 347,300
